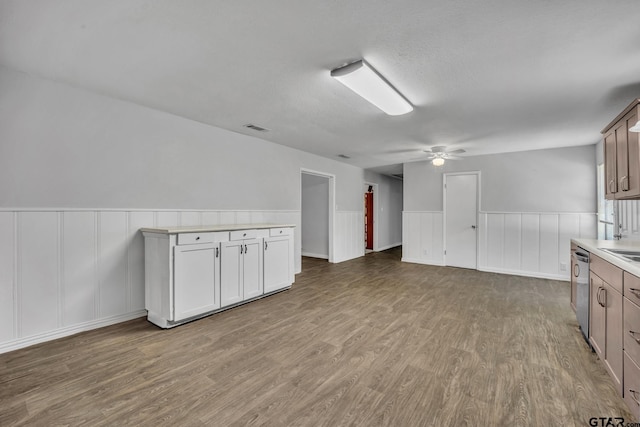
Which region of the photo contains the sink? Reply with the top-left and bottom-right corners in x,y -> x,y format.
599,248 -> 640,263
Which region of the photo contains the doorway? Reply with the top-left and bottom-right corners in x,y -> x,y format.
363,182 -> 378,253
364,184 -> 373,251
301,170 -> 335,262
444,172 -> 480,269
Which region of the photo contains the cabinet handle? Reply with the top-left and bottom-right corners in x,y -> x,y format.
629,330 -> 640,345
245,244 -> 248,254
573,264 -> 580,277
630,288 -> 640,299
216,247 -> 219,258
240,245 -> 243,254
597,286 -> 605,307
196,236 -> 200,241
600,287 -> 606,307
621,175 -> 629,191
629,389 -> 640,406
265,241 -> 268,250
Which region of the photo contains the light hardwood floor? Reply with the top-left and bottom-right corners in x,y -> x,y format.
1,248 -> 635,426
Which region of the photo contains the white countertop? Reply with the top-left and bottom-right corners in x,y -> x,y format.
572,238 -> 640,277
140,223 -> 295,234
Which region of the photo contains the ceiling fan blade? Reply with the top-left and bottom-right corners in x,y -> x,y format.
448,149 -> 466,154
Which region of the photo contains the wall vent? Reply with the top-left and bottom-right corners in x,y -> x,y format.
244,124 -> 269,132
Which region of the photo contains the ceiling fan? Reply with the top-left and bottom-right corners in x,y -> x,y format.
423,146 -> 466,166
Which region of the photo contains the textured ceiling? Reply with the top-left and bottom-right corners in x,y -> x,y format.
2,1 -> 640,175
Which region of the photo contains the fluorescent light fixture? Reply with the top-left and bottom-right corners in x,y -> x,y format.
630,120 -> 640,132
331,60 -> 413,116
432,158 -> 445,166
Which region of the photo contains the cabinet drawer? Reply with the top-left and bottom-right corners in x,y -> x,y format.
177,232 -> 228,245
270,227 -> 292,237
624,351 -> 640,420
625,272 -> 640,304
230,229 -> 257,241
591,254 -> 623,294
625,297 -> 640,365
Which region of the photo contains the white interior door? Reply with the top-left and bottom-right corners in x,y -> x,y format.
445,173 -> 478,269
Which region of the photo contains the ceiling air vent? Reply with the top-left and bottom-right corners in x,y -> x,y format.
244,124 -> 269,132
337,154 -> 351,159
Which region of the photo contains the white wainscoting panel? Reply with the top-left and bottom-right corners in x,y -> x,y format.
62,211 -> 96,326
334,211 -> 364,263
403,210 -> 596,280
156,211 -> 179,228
0,213 -> 15,342
179,211 -> 201,226
19,212 -> 60,337
0,209 -> 302,354
128,211 -> 154,312
479,212 -> 596,280
402,211 -> 444,265
98,212 -> 128,318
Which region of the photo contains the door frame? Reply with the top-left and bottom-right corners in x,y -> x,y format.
300,169 -> 335,263
443,171 -> 481,268
363,181 -> 379,251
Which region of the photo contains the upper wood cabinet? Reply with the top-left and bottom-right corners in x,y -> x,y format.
603,99 -> 640,199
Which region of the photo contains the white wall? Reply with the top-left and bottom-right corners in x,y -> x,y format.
403,145 -> 598,279
301,173 -> 329,258
0,66 -> 366,352
363,171 -> 403,251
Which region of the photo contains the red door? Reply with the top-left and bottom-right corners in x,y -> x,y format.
365,192 -> 373,250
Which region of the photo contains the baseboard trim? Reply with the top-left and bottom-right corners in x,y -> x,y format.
478,266 -> 569,282
401,257 -> 445,266
376,242 -> 402,251
301,252 -> 329,259
0,310 -> 147,354
401,258 -> 568,281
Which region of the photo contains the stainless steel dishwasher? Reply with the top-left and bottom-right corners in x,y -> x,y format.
573,248 -> 590,342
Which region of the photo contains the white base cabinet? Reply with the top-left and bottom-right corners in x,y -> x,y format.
220,238 -> 263,307
142,224 -> 294,328
264,228 -> 294,293
174,242 -> 220,320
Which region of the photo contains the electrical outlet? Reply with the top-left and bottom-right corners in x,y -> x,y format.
559,262 -> 567,272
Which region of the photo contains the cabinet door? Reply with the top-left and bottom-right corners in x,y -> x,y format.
625,110 -> 640,198
242,239 -> 263,299
590,273 -> 606,357
605,131 -> 617,199
173,243 -> 219,321
616,121 -> 629,196
264,235 -> 292,293
570,252 -> 577,312
220,241 -> 243,307
604,283 -> 623,394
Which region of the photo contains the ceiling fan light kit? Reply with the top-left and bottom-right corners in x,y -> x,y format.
423,146 -> 466,166
330,60 -> 413,116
